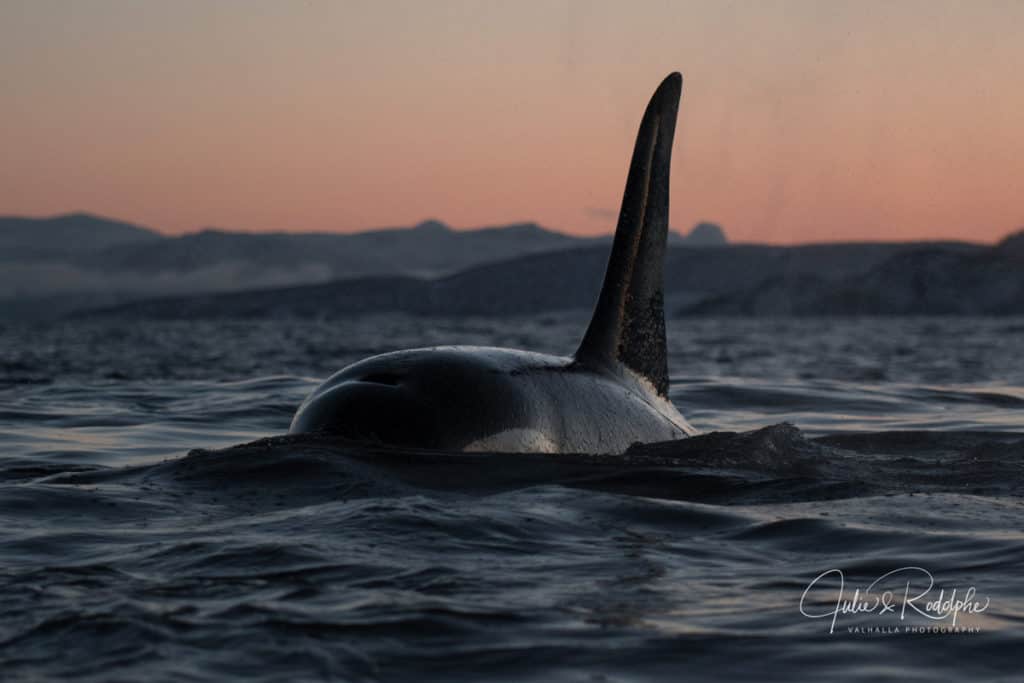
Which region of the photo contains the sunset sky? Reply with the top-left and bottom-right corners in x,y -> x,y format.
1,0 -> 1021,243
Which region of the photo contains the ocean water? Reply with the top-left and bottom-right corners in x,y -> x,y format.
1,314 -> 1022,682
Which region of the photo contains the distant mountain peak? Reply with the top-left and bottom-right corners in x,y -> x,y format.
479,221 -> 554,237
997,228 -> 1024,256
668,222 -> 728,247
194,227 -> 250,239
508,221 -> 544,233
686,222 -> 728,246
412,219 -> 450,233
59,211 -> 104,222
0,212 -> 162,252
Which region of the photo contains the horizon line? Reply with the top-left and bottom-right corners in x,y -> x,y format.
1,209 -> 1018,247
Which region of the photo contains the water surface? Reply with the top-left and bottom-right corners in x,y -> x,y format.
1,315 -> 1022,681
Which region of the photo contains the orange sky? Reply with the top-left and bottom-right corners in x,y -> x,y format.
1,0 -> 1021,243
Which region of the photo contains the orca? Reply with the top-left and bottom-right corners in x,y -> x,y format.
290,73 -> 696,453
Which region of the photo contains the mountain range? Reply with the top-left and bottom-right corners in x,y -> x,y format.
79,236 -> 1020,320
682,232 -> 1024,316
0,213 -> 725,318
4,212 -> 1021,319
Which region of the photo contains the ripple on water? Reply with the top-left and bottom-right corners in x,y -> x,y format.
1,317 -> 1023,681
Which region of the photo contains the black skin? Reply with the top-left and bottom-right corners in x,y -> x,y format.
289,346 -> 693,453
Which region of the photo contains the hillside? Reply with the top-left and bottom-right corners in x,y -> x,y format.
77,238 -> 1011,320
0,214 -> 728,317
680,233 -> 1024,316
0,213 -> 161,257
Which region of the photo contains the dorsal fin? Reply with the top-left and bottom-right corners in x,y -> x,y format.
575,72 -> 681,397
